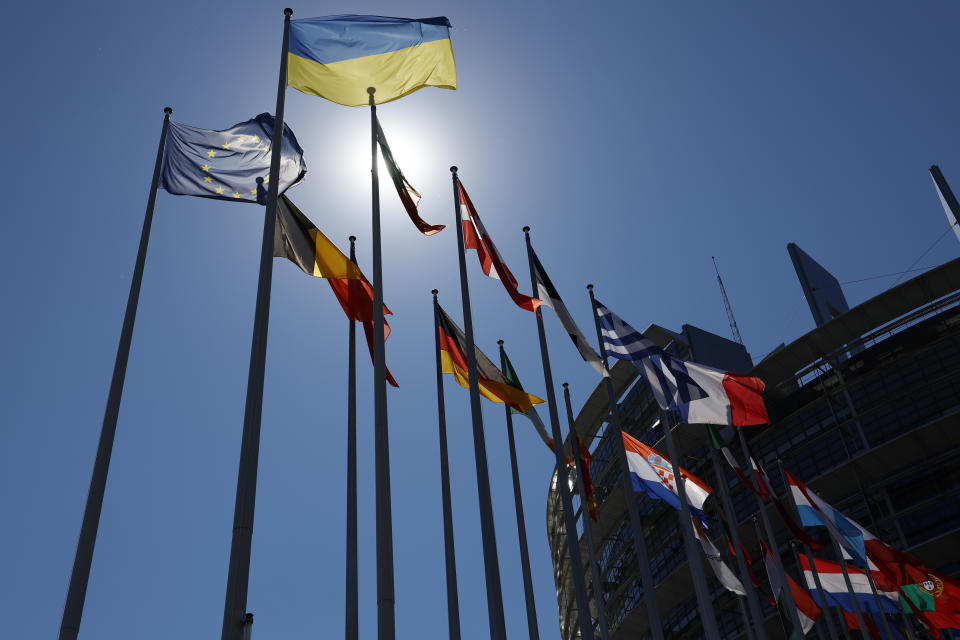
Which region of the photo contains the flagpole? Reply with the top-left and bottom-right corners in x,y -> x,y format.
706,443 -> 767,640
778,461 -> 840,640
449,167 -> 507,640
220,10 -> 291,640
829,536 -> 871,638
584,285 -> 664,640
789,542 -> 827,640
658,409 -> 722,640
807,544 -> 853,640
751,517 -> 803,638
523,226 -> 595,640
434,290 -> 463,640
345,236 -> 359,640
369,87 -> 396,640
736,429 -> 806,640
58,105 -> 172,640
861,532 -> 897,639
498,340 -> 540,640
563,383 -> 611,640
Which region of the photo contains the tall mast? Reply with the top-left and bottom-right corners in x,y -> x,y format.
713,256 -> 744,345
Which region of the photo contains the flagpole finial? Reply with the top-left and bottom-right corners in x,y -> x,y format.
522,226 -> 530,233
497,339 -> 504,346
367,86 -> 375,96
586,284 -> 594,291
349,235 -> 356,243
163,107 -> 173,115
284,7 -> 292,16
431,288 -> 439,296
562,382 -> 569,389
450,166 -> 457,173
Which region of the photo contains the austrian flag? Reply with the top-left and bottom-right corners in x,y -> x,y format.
458,181 -> 541,312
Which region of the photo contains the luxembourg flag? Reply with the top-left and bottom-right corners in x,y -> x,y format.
622,431 -> 713,526
799,555 -> 900,614
786,469 -> 867,564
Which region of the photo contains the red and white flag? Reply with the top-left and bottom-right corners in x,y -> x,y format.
458,181 -> 541,312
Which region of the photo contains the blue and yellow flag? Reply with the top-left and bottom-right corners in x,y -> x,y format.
287,15 -> 457,107
159,113 -> 307,204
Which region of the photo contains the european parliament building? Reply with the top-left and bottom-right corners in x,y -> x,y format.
546,249 -> 960,640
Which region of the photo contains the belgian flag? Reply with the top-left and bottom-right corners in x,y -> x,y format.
436,305 -> 542,412
275,195 -> 398,386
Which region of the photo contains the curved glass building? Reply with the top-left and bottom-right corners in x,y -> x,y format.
547,256 -> 960,640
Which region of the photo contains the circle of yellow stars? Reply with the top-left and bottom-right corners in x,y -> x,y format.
200,133 -> 272,199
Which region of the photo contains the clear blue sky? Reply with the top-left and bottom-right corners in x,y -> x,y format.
2,2 -> 958,639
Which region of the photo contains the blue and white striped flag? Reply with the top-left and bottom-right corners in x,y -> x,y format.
594,300 -> 708,411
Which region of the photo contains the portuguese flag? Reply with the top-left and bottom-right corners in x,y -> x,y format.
436,305 -> 542,412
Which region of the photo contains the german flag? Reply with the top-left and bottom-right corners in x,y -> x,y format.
436,305 -> 542,412
275,195 -> 398,386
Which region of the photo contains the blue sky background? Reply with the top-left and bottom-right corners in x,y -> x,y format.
2,2 -> 959,639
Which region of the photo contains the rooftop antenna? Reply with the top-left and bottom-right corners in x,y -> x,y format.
713,256 -> 744,346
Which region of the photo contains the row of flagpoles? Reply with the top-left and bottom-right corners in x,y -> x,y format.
58,8 -> 960,640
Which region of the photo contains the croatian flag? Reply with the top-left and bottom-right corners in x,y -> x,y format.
596,300 -> 769,426
622,431 -> 713,526
799,555 -> 900,614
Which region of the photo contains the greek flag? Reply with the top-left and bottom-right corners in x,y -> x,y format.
594,300 -> 708,411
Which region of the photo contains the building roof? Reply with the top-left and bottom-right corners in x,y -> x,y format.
752,256 -> 960,389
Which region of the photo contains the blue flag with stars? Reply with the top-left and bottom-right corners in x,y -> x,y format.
159,113 -> 307,204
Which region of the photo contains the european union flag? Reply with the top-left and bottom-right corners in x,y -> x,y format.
159,113 -> 307,204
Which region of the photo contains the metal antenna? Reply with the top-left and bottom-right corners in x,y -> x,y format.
713,256 -> 744,345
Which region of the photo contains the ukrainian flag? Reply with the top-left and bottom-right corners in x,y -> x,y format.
288,15 -> 457,107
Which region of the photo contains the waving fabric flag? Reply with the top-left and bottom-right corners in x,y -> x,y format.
621,431 -> 713,526
761,541 -> 821,638
160,114 -> 307,203
459,182 -> 541,311
692,518 -> 746,596
786,469 -> 869,564
274,196 -> 363,279
529,248 -> 608,376
574,434 -> 598,521
287,15 -> 457,107
275,197 -> 397,386
596,301 -> 769,426
436,306 -> 544,411
798,555 -> 899,614
375,116 -> 445,236
501,348 -> 554,452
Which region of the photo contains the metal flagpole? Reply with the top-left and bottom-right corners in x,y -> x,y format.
789,543 -> 827,640
523,226 -> 595,640
736,429 -> 805,640
220,10 -> 291,640
829,536 -> 871,638
58,105 -> 172,640
658,409 -> 722,640
368,87 -> 396,640
778,462 -> 840,640
585,284 -> 664,640
345,236 -> 359,640
498,341 -> 540,640
807,545 -> 853,640
433,290 -> 463,640
449,167 -> 507,640
706,444 -> 766,640
563,383 -> 611,640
